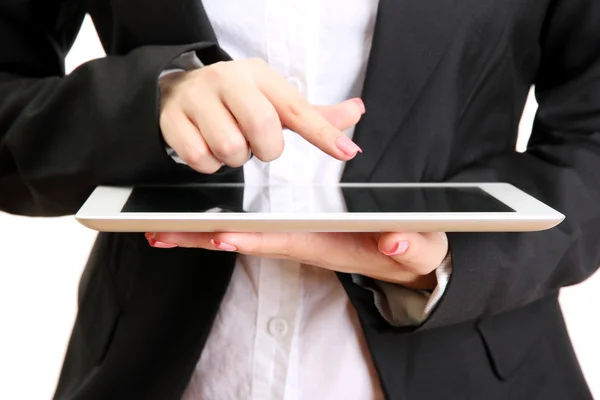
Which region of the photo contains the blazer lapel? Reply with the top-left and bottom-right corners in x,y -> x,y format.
343,0 -> 467,182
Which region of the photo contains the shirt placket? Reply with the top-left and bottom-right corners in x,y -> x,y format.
251,1 -> 303,400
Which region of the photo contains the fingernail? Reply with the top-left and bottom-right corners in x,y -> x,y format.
211,239 -> 237,252
148,238 -> 178,248
381,240 -> 409,256
335,136 -> 363,157
350,98 -> 366,114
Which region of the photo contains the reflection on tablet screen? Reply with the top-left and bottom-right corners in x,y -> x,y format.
121,185 -> 515,213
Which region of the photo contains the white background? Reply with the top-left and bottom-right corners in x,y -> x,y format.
0,16 -> 598,399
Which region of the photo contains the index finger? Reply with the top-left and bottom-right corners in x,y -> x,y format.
257,74 -> 362,160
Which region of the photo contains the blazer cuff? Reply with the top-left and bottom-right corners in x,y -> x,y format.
352,251 -> 453,327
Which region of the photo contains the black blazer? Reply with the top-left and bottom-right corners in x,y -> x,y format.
1,0 -> 599,399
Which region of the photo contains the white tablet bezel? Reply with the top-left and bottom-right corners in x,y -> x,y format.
75,183 -> 565,232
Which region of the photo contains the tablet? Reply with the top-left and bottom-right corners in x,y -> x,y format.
75,183 -> 565,232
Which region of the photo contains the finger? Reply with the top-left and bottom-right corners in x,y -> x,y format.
149,231 -> 436,290
212,232 -> 336,264
151,232 -> 313,266
159,108 -> 223,174
220,80 -> 284,162
216,232 -> 436,290
151,232 -> 214,249
314,98 -> 365,131
151,232 -> 283,256
213,232 -> 296,257
184,97 -> 251,168
377,232 -> 449,275
256,73 -> 362,160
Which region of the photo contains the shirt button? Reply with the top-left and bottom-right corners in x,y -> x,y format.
268,318 -> 289,338
286,77 -> 303,93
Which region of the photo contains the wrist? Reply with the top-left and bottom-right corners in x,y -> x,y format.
396,271 -> 437,291
366,269 -> 437,291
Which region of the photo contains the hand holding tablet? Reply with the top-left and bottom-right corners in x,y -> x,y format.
148,229 -> 449,290
76,182 -> 564,289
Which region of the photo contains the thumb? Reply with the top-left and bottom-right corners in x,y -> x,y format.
377,232 -> 449,277
314,98 -> 366,131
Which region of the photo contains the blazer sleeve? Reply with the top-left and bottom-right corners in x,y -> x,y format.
0,2 -> 228,217
421,0 -> 600,330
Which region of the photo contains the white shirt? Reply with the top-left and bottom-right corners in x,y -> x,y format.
174,1 -> 452,399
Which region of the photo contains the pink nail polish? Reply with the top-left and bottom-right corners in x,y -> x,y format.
335,136 -> 363,157
211,239 -> 237,252
351,98 -> 366,114
148,238 -> 178,248
382,240 -> 409,256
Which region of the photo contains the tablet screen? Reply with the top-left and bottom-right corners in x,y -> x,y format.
121,185 -> 515,213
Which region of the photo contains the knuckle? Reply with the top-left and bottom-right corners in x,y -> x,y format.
315,124 -> 338,141
182,93 -> 210,116
283,101 -> 304,119
212,137 -> 249,164
179,148 -> 204,169
159,107 -> 177,129
200,61 -> 229,82
278,233 -> 296,258
249,117 -> 284,161
180,147 -> 218,173
255,141 -> 284,162
239,58 -> 269,83
245,57 -> 268,70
